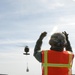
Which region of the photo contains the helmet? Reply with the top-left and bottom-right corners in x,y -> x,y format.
49,32 -> 66,47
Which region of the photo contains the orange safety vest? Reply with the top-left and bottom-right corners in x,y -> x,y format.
42,50 -> 74,75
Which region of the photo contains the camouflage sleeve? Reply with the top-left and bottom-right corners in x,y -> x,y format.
65,39 -> 73,52
33,32 -> 47,62
33,38 -> 42,63
62,31 -> 73,52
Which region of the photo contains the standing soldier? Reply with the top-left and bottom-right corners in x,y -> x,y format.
34,31 -> 74,75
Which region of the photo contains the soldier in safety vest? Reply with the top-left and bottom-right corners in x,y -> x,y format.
34,31 -> 74,75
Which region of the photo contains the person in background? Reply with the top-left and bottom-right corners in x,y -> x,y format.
34,31 -> 74,75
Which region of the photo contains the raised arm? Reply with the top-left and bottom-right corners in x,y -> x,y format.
33,32 -> 47,62
62,31 -> 73,52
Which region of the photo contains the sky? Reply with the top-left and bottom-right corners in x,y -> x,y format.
0,0 -> 75,75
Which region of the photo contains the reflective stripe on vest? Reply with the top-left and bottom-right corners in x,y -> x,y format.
67,51 -> 73,75
42,50 -> 72,75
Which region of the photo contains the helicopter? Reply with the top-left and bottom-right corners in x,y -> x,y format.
23,46 -> 30,55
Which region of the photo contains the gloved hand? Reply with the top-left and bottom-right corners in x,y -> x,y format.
62,31 -> 68,40
39,32 -> 47,40
62,31 -> 72,52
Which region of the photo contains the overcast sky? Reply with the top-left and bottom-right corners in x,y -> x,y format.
0,0 -> 75,75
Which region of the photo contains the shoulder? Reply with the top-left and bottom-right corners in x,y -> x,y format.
64,51 -> 74,59
42,50 -> 50,54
